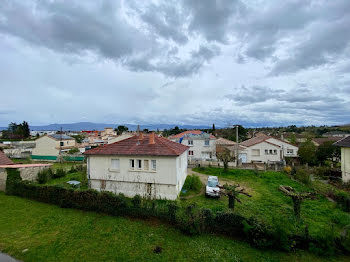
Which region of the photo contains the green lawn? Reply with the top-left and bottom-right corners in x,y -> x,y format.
185,168 -> 350,238
1,192 -> 349,262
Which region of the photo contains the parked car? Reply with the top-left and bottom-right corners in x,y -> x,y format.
206,176 -> 220,197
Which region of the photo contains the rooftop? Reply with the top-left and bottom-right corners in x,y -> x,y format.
84,134 -> 189,156
48,134 -> 75,140
169,130 -> 216,139
0,151 -> 13,165
333,136 -> 350,148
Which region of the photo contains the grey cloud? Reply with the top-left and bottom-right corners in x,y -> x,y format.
125,44 -> 220,77
139,2 -> 188,44
0,1 -> 148,59
184,0 -> 245,42
225,85 -> 284,105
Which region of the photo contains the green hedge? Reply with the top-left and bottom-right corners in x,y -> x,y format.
5,173 -> 349,255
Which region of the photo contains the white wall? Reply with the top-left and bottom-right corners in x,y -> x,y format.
266,138 -> 298,157
87,152 -> 188,200
341,147 -> 350,182
246,141 -> 282,163
171,138 -> 216,160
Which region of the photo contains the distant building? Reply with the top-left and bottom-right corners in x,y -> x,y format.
31,134 -> 83,161
169,130 -> 216,161
323,131 -> 350,138
84,133 -> 188,200
334,136 -> 350,182
30,130 -> 56,137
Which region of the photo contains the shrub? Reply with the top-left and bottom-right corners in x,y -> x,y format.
132,195 -> 142,208
5,168 -> 21,194
69,165 -> 77,173
334,192 -> 350,212
295,168 -> 311,185
37,169 -> 51,184
167,202 -> 178,224
183,175 -> 202,193
53,168 -> 66,178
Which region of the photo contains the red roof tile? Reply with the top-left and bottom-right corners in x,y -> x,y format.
84,135 -> 189,156
169,130 -> 216,139
0,151 -> 14,165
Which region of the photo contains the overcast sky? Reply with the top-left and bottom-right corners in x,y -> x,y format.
1,0 -> 349,127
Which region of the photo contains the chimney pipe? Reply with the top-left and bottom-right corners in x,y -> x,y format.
149,132 -> 155,144
138,132 -> 144,140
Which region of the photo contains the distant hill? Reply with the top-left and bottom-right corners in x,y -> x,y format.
0,122 -> 213,131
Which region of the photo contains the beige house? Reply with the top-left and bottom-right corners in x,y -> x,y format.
239,134 -> 298,163
84,133 -> 189,200
31,134 -> 77,161
334,136 -> 350,182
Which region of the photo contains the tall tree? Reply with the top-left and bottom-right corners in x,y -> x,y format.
298,138 -> 317,165
115,125 -> 128,135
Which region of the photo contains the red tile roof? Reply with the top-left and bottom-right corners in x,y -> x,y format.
0,151 -> 14,165
216,137 -> 236,145
169,130 -> 216,139
84,135 -> 189,156
312,137 -> 341,146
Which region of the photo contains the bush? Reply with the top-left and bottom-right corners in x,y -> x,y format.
5,168 -> 21,194
53,168 -> 66,179
183,175 -> 202,193
295,168 -> 311,185
334,192 -> 350,212
132,195 -> 142,208
37,169 -> 52,184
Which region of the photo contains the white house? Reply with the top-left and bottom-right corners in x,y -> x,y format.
169,130 -> 216,161
334,136 -> 350,182
239,133 -> 298,163
84,133 -> 189,200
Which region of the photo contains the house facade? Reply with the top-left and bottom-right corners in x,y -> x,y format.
31,134 -> 79,161
169,130 -> 216,161
239,134 -> 298,163
334,136 -> 350,182
84,133 -> 189,200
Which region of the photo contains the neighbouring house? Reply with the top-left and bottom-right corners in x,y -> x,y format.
169,130 -> 216,161
333,136 -> 350,182
31,134 -> 82,161
84,133 -> 189,200
0,150 -> 51,191
239,133 -> 298,163
312,137 -> 342,147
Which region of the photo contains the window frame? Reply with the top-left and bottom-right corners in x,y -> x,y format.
129,159 -> 135,169
188,140 -> 193,145
110,159 -> 120,171
151,160 -> 157,171
137,159 -> 142,169
204,140 -> 210,146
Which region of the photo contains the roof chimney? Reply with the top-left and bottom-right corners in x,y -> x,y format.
138,132 -> 144,140
149,132 -> 155,144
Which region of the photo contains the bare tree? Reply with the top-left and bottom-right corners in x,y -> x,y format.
279,185 -> 315,221
216,146 -> 234,170
219,183 -> 251,211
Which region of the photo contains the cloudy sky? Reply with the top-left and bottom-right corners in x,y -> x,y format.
1,0 -> 349,127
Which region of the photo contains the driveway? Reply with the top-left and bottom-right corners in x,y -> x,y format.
0,252 -> 20,262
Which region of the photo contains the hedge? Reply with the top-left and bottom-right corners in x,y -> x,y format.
5,171 -> 349,255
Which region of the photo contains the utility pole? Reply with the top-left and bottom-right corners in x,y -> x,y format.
59,127 -> 62,163
234,125 -> 239,167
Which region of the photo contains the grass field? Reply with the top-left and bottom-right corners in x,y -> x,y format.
1,192 -> 349,262
183,168 -> 350,238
